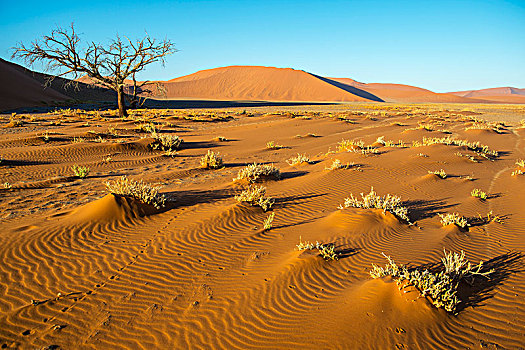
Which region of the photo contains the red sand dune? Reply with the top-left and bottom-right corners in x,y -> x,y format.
450,87 -> 525,103
0,58 -> 67,110
154,66 -> 379,102
330,77 -> 488,103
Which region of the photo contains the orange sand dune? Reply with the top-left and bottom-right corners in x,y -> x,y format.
0,58 -> 67,110
330,77 -> 489,103
153,66 -> 381,102
450,87 -> 525,103
1,103 -> 524,348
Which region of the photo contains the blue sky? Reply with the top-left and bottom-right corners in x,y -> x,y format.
1,0 -> 524,92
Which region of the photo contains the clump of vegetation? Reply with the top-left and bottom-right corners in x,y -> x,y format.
235,185 -> 274,211
471,188 -> 488,200
200,150 -> 223,169
455,152 -> 478,163
296,236 -> 339,260
234,163 -> 281,183
438,213 -> 469,228
263,212 -> 275,231
337,139 -> 364,152
511,159 -> 525,176
266,141 -> 284,149
150,132 -> 183,151
338,187 -> 411,223
286,153 -> 312,166
71,165 -> 90,178
412,136 -> 498,160
105,176 -> 166,209
428,169 -> 447,179
214,136 -> 228,142
370,250 -> 494,313
72,136 -> 85,143
4,182 -> 12,189
325,159 -> 355,170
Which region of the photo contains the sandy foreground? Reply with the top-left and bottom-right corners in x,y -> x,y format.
0,103 -> 524,349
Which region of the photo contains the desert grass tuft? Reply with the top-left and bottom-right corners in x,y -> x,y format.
150,132 -> 183,151
428,169 -> 447,179
438,212 -> 469,228
471,188 -> 488,200
511,159 -> 525,176
296,236 -> 339,260
370,250 -> 494,313
234,163 -> 281,183
266,141 -> 284,149
235,185 -> 274,211
325,159 -> 355,170
263,212 -> 275,231
105,176 -> 166,209
338,187 -> 411,223
71,165 -> 90,178
200,150 -> 223,169
286,153 -> 312,166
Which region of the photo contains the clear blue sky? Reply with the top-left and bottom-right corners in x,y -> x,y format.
1,0 -> 524,92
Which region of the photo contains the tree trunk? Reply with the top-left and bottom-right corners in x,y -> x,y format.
117,84 -> 128,117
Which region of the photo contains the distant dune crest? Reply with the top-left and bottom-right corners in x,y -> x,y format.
1,60 -> 523,110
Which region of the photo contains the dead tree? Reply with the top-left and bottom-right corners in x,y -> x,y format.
12,24 -> 176,117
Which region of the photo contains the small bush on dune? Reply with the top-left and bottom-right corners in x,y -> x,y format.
200,150 -> 223,169
325,159 -> 355,170
338,187 -> 411,223
266,141 -> 284,149
235,185 -> 274,211
428,169 -> 447,179
370,250 -> 494,313
150,132 -> 183,151
71,165 -> 90,178
438,213 -> 469,228
263,212 -> 275,231
234,163 -> 281,183
105,176 -> 166,209
471,188 -> 487,200
286,153 -> 312,166
296,236 -> 339,260
511,159 -> 525,176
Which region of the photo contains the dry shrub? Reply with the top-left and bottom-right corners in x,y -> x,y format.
235,185 -> 274,211
234,163 -> 281,183
105,176 -> 166,209
200,150 -> 223,169
370,250 -> 494,313
338,187 -> 411,223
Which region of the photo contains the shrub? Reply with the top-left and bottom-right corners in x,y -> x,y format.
234,163 -> 281,183
286,153 -> 311,166
370,250 -> 494,313
71,165 -> 90,178
235,185 -> 274,211
266,141 -> 284,149
200,150 -> 223,169
150,132 -> 182,151
263,212 -> 275,231
428,169 -> 447,179
438,213 -> 469,228
338,187 -> 411,223
105,176 -> 166,209
325,159 -> 354,170
296,236 -> 339,260
511,159 -> 525,176
471,188 -> 487,200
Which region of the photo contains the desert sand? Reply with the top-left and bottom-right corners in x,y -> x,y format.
1,102 -> 524,349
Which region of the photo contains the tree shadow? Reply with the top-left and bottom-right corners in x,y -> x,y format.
404,198 -> 458,220
182,141 -> 222,149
